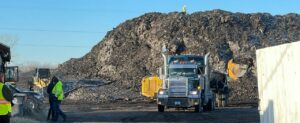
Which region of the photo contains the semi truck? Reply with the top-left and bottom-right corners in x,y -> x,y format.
156,45 -> 216,112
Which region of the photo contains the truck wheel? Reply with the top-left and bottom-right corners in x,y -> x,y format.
203,105 -> 207,111
206,100 -> 214,111
158,105 -> 164,112
211,99 -> 216,110
194,105 -> 200,112
203,101 -> 210,111
216,93 -> 222,107
221,94 -> 227,107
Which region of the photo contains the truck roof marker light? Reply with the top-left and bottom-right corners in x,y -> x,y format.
190,60 -> 195,64
173,60 -> 179,64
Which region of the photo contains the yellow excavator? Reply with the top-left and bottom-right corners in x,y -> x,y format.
29,68 -> 51,95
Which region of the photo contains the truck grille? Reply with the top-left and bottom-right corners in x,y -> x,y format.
168,80 -> 187,97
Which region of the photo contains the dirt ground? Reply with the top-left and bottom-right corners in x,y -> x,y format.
20,103 -> 259,123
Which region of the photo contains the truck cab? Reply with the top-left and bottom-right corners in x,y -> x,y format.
157,47 -> 215,112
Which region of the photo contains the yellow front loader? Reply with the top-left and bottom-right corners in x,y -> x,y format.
227,59 -> 248,81
29,68 -> 51,95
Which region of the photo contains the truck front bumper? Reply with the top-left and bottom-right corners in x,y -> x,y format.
157,95 -> 200,108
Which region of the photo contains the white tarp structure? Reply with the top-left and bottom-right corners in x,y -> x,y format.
256,41 -> 300,123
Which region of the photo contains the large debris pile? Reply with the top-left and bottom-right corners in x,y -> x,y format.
57,10 -> 300,104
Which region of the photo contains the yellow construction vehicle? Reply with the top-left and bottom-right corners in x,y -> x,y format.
29,68 -> 51,95
141,76 -> 163,99
227,59 -> 248,80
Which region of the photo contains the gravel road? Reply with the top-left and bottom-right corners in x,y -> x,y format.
57,103 -> 260,123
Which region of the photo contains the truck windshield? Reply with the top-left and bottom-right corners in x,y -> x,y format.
169,68 -> 196,77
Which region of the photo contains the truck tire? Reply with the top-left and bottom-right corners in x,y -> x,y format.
158,105 -> 164,112
212,99 -> 216,110
205,100 -> 215,111
194,105 -> 200,112
221,94 -> 227,107
203,101 -> 210,111
203,105 -> 208,111
216,93 -> 222,107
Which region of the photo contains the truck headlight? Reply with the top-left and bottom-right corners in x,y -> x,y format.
189,91 -> 198,95
159,90 -> 166,95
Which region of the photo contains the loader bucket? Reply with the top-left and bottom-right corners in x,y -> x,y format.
227,59 -> 248,80
141,76 -> 163,99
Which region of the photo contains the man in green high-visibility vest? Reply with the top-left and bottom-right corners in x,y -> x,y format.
51,76 -> 66,122
0,73 -> 13,123
182,5 -> 187,14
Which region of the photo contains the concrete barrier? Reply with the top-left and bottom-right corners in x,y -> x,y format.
256,41 -> 300,123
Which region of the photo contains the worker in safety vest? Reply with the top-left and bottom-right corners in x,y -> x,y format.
51,76 -> 66,122
0,73 -> 13,123
182,5 -> 187,14
47,76 -> 58,121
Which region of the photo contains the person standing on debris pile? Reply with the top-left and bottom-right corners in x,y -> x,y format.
50,76 -> 66,122
0,73 -> 13,123
47,76 -> 58,121
182,5 -> 187,14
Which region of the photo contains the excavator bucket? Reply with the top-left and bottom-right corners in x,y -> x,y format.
227,59 -> 248,80
141,76 -> 163,99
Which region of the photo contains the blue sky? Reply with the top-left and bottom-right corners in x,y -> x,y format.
0,0 -> 299,65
